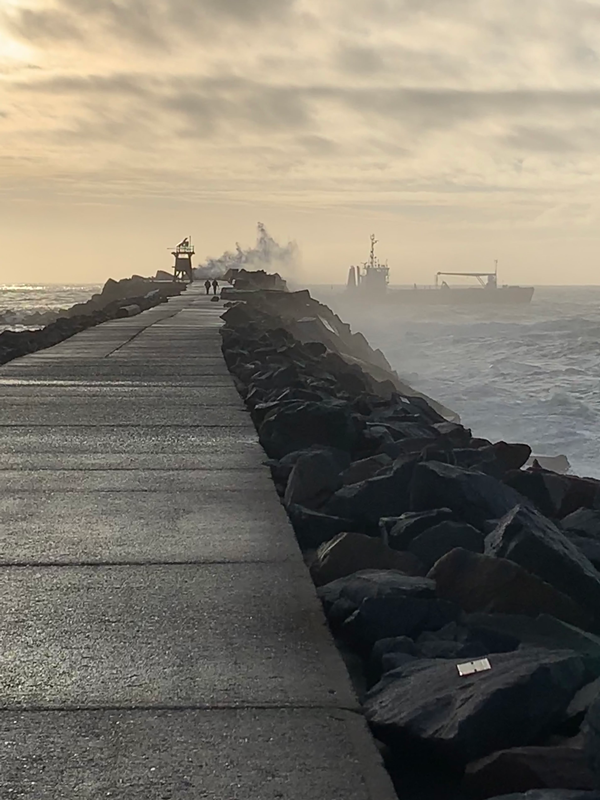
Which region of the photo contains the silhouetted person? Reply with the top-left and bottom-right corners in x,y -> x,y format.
204,279 -> 211,295
212,279 -> 219,295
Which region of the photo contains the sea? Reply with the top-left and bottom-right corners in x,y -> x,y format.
313,285 -> 600,480
3,282 -> 600,479
0,284 -> 101,330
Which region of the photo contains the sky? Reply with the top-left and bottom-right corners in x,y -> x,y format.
2,0 -> 600,285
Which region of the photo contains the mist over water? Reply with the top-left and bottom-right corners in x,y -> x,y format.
317,286 -> 600,479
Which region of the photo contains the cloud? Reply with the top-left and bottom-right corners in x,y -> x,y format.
6,0 -> 297,49
3,0 -> 600,235
9,7 -> 82,41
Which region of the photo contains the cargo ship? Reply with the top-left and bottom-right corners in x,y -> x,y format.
346,236 -> 534,305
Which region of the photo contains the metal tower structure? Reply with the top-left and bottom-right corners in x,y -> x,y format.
171,237 -> 195,283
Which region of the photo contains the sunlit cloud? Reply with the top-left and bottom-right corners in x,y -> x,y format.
3,0 -> 600,282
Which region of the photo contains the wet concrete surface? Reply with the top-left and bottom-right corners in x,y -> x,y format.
0,286 -> 396,799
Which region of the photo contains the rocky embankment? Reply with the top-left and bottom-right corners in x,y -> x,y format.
0,276 -> 185,366
220,283 -> 600,800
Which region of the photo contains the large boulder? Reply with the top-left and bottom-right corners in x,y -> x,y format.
463,743 -> 596,798
381,508 -> 455,550
408,521 -> 484,571
318,569 -> 436,617
489,442 -> 533,473
325,456 -> 417,528
462,614 -> 600,678
420,443 -> 530,479
560,510 -> 600,569
258,399 -> 358,459
286,504 -> 362,550
310,532 -> 424,587
416,621 -> 517,660
566,536 -> 600,572
563,678 -> 600,734
562,510 -> 600,540
485,505 -> 600,626
365,648 -> 586,766
317,570 -> 457,648
283,449 -> 346,509
340,592 -> 458,652
504,470 -> 568,518
505,470 -> 600,520
341,454 -> 392,486
411,461 -> 524,529
429,548 -> 590,628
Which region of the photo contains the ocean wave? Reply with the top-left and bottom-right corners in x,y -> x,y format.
0,307 -> 62,327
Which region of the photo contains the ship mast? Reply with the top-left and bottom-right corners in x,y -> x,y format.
369,234 -> 378,270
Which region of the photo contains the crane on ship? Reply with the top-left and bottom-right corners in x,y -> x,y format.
435,260 -> 499,289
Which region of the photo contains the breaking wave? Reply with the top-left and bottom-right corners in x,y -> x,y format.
195,223 -> 300,281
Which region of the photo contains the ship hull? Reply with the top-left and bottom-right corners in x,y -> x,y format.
346,286 -> 534,306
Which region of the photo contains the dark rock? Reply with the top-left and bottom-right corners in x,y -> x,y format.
421,445 -> 504,476
267,450 -> 309,484
283,449 -> 347,509
562,509 -> 600,539
429,548 -> 590,628
381,508 -> 455,551
566,536 -> 600,571
463,614 -> 600,677
318,569 -> 436,616
368,636 -> 418,683
463,742 -> 596,798
415,621 -> 518,661
485,505 -> 600,626
365,648 -> 586,766
329,576 -> 459,651
310,532 -> 425,587
562,678 -> 600,734
408,521 -> 484,571
340,594 -> 458,652
258,399 -> 358,459
286,504 -> 362,550
584,694 -> 600,788
325,456 -> 417,528
490,442 -> 533,473
504,470 -> 569,518
341,454 -> 392,485
484,792 -> 600,800
434,421 -> 473,444
411,461 -> 524,529
505,471 -> 600,520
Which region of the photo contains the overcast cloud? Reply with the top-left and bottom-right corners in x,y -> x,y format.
2,0 -> 600,282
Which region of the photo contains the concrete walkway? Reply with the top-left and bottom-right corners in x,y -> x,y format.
0,285 -> 396,799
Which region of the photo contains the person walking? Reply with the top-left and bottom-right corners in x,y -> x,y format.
204,279 -> 211,295
212,279 -> 219,295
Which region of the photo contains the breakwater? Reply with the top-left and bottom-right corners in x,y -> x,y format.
220,283 -> 600,800
0,276 -> 185,366
0,283 -> 398,799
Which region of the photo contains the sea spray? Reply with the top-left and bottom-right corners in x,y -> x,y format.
195,223 -> 300,282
